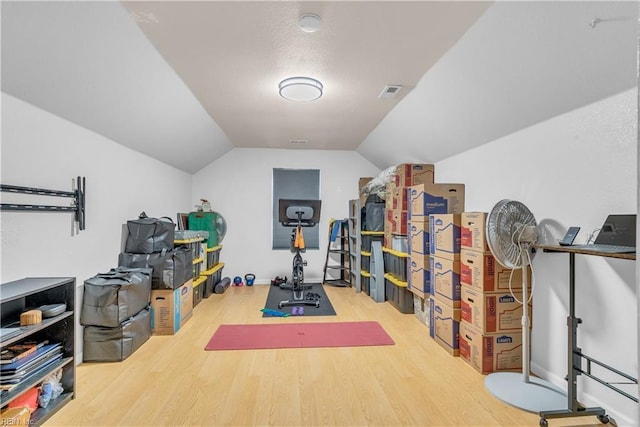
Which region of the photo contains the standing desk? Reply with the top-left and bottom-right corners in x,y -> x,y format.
534,244 -> 638,426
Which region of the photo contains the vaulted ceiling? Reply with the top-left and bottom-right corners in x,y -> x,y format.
2,1 -> 638,173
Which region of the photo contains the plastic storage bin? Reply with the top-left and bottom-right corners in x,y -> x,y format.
382,247 -> 408,282
361,270 -> 371,295
206,245 -> 222,267
202,263 -> 225,297
174,237 -> 204,261
361,231 -> 384,251
192,276 -> 206,307
193,259 -> 203,280
384,273 -> 413,314
361,250 -> 371,271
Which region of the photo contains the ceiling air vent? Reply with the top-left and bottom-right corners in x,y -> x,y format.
289,139 -> 308,145
379,85 -> 403,100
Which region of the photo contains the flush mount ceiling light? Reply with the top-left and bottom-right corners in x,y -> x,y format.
279,77 -> 323,102
299,13 -> 321,33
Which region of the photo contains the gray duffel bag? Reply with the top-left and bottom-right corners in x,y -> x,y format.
118,246 -> 192,290
83,306 -> 151,363
124,212 -> 175,254
80,267 -> 152,327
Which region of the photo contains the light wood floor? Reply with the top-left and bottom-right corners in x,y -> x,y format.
46,285 -> 610,427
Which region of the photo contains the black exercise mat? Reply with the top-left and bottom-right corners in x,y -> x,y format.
262,283 -> 336,317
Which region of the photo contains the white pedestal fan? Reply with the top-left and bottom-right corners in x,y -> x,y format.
483,200 -> 567,416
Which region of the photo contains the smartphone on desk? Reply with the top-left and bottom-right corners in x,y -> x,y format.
559,226 -> 581,246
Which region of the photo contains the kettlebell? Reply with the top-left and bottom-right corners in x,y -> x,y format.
233,276 -> 243,286
245,274 -> 256,286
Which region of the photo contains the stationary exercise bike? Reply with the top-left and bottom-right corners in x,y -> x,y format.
277,199 -> 321,309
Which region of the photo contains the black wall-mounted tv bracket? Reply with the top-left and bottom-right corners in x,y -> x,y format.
1,176 -> 86,233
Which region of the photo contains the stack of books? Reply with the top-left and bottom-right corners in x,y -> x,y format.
0,341 -> 63,394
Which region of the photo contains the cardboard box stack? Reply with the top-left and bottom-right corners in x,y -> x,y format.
407,179 -> 465,350
428,213 -> 462,356
378,164 -> 433,318
458,212 -> 531,373
430,214 -> 462,307
384,163 -> 434,248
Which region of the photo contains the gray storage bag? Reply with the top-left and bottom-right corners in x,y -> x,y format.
125,212 -> 175,254
118,246 -> 192,290
83,306 -> 151,362
80,267 -> 152,327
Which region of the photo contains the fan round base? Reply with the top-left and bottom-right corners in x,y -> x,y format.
485,372 -> 567,413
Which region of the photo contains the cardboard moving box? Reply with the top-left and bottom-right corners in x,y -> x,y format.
151,279 -> 193,335
430,214 -> 461,260
408,219 -> 430,255
460,286 -> 532,333
429,296 -> 461,356
461,212 -> 491,253
460,249 -> 531,293
385,209 -> 408,235
409,183 -> 465,219
430,256 -> 461,307
408,254 -> 430,294
459,321 -> 522,374
385,184 -> 410,211
392,163 -> 435,187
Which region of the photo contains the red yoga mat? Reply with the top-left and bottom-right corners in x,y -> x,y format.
204,321 -> 394,351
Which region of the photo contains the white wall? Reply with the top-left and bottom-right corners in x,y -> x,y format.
1,93 -> 193,354
192,148 -> 379,284
435,88 -> 638,426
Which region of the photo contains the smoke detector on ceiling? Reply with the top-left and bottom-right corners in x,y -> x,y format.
299,13 -> 321,33
289,139 -> 308,145
379,85 -> 403,100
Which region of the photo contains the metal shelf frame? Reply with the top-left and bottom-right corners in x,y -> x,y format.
323,219 -> 351,287
348,199 -> 362,292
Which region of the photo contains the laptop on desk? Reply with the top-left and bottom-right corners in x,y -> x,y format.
568,214 -> 636,253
